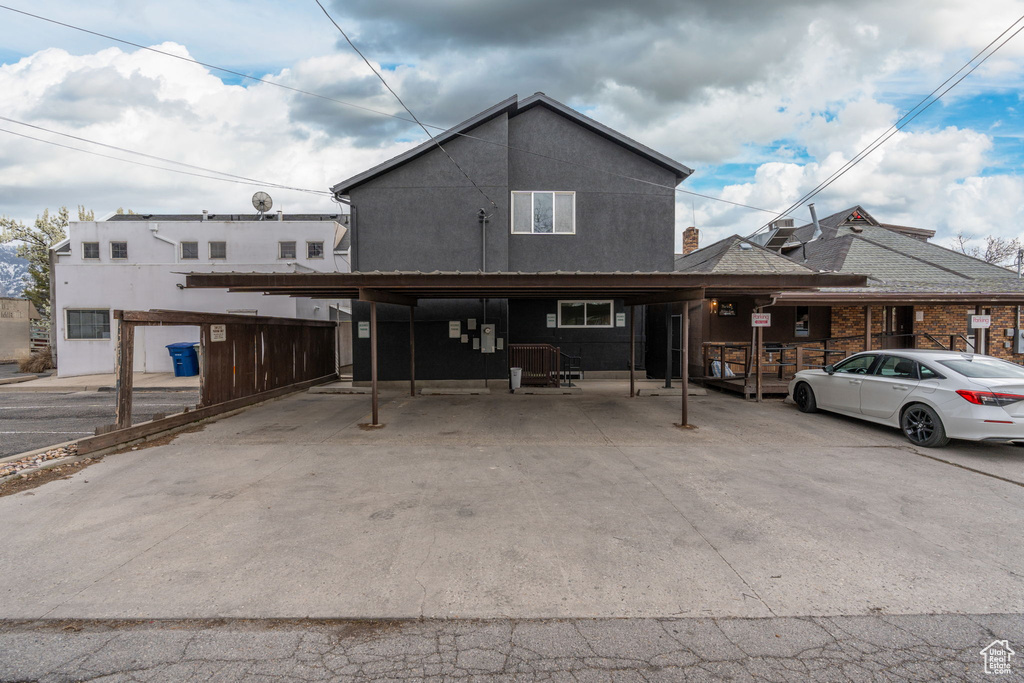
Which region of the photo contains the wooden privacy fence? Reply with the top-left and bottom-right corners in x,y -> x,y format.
76,309 -> 337,455
199,319 -> 335,405
508,343 -> 561,388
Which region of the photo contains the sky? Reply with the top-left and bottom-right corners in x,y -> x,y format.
1,0 -> 1023,253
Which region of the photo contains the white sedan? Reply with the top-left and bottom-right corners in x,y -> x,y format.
788,349 -> 1024,448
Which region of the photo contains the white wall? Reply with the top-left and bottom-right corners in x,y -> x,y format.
54,219 -> 350,376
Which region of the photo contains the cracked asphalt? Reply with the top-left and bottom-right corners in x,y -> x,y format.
1,389 -> 1022,680
0,615 -> 1018,681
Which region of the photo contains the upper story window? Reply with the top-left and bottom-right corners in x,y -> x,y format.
181,241 -> 199,260
307,241 -> 324,259
209,241 -> 227,259
82,242 -> 100,259
110,241 -> 128,259
512,191 -> 575,234
558,300 -> 613,328
279,241 -> 296,259
66,309 -> 110,340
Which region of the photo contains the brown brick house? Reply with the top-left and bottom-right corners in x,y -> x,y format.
675,207 -> 1024,388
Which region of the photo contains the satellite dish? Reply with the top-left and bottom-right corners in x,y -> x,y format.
252,191 -> 273,216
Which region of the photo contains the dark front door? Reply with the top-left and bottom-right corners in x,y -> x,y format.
894,306 -> 914,348
671,314 -> 682,377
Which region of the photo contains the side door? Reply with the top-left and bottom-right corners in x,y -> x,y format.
815,354 -> 879,411
860,355 -> 921,418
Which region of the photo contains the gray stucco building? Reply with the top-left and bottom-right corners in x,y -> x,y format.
331,93 -> 693,382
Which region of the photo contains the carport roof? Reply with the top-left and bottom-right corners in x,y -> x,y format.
184,270 -> 869,306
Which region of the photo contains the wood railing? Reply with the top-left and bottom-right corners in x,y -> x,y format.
509,343 -> 561,388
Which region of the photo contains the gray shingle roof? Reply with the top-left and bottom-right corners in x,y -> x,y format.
676,235 -> 816,274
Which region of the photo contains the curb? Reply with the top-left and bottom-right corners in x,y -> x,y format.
0,438 -> 81,465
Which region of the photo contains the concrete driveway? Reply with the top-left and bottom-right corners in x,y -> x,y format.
1,387 -> 1022,620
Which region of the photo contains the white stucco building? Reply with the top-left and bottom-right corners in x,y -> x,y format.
52,212 -> 350,377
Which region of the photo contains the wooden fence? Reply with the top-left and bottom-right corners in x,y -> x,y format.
508,343 -> 561,387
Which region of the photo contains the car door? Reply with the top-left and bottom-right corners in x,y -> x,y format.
860,355 -> 921,418
815,354 -> 879,411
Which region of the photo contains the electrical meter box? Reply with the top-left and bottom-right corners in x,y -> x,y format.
481,324 -> 496,353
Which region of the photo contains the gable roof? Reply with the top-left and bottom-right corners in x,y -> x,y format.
331,93 -> 693,195
676,235 -> 817,274
790,205 -> 880,243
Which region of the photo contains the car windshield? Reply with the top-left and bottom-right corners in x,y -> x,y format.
937,357 -> 1024,379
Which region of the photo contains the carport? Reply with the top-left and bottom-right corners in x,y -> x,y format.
185,271 -> 866,427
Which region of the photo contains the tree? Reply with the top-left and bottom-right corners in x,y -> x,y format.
0,205 -> 94,319
950,232 -> 1022,267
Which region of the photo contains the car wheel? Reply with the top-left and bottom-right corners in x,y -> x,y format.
900,404 -> 950,448
793,382 -> 818,413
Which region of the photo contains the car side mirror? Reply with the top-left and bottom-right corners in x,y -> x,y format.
824,365 -> 835,375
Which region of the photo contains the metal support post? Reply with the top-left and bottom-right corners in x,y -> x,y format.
629,305 -> 636,397
409,306 -> 416,397
371,302 -> 379,425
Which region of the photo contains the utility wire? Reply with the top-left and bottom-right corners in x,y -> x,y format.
312,0 -> 498,210
751,13 -> 1024,236
0,4 -> 783,216
0,115 -> 330,195
0,126 -> 332,195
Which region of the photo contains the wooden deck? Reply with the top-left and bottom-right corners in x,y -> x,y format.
700,376 -> 792,399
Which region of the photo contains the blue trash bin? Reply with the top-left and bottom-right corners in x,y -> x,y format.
166,342 -> 199,377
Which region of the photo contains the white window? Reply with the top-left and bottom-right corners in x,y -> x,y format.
279,241 -> 296,259
181,241 -> 199,260
209,241 -> 227,259
66,309 -> 110,340
82,242 -> 100,259
558,300 -> 613,328
512,191 -> 575,234
110,241 -> 128,259
307,241 -> 324,259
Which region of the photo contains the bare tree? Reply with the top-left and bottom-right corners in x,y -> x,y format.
950,232 -> 1022,267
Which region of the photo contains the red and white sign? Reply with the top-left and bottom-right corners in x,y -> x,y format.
751,313 -> 772,327
970,314 -> 992,329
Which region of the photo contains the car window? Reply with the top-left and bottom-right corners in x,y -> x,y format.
938,357 -> 1024,379
875,356 -> 918,379
919,364 -> 942,380
834,355 -> 877,374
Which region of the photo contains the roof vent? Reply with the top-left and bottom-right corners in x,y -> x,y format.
850,225 -> 864,233
739,242 -> 753,251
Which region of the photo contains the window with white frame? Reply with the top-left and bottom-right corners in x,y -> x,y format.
209,241 -> 227,259
82,242 -> 100,259
558,300 -> 613,328
512,191 -> 575,234
66,309 -> 111,340
181,241 -> 199,260
307,241 -> 324,259
279,241 -> 296,259
110,241 -> 128,259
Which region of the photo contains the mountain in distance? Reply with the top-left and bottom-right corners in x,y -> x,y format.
0,243 -> 29,298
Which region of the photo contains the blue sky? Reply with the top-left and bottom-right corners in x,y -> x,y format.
0,0 -> 1022,251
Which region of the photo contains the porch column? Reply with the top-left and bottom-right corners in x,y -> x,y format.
629,305 -> 636,398
409,306 -> 416,397
680,302 -> 690,427
755,307 -> 763,403
664,305 -> 672,388
864,305 -> 872,352
371,302 -> 379,426
115,317 -> 135,429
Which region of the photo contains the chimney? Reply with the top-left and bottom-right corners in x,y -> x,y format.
201,210 -> 208,221
683,227 -> 700,255
276,210 -> 283,221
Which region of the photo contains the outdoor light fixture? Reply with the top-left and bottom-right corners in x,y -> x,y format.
709,299 -> 719,314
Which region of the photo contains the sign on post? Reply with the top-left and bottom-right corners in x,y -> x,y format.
210,324 -> 227,342
751,312 -> 772,327
969,314 -> 991,330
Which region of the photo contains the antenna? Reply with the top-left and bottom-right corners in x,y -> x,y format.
252,191 -> 273,220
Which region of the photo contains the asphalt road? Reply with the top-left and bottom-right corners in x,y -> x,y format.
0,614 -> 1016,681
0,390 -> 200,458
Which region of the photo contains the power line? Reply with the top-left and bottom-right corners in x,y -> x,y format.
0,126 -> 332,195
0,115 -> 330,195
0,4 -> 783,216
751,13 -> 1024,236
312,0 -> 498,210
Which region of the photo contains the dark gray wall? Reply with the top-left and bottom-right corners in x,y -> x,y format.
348,115 -> 510,272
507,106 -> 677,272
